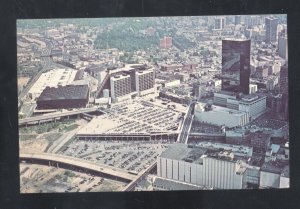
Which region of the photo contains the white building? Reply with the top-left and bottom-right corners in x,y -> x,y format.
195,102 -> 250,128
279,167 -> 289,188
163,79 -> 181,87
259,162 -> 289,188
110,74 -> 132,103
214,91 -> 267,120
103,89 -> 110,98
272,61 -> 281,75
157,144 -> 248,189
278,36 -> 288,60
249,84 -> 258,94
238,95 -> 267,120
28,68 -> 77,100
135,68 -> 155,96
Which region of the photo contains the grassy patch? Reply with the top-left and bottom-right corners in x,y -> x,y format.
62,124 -> 79,132
19,134 -> 38,141
19,119 -> 76,134
44,132 -> 63,142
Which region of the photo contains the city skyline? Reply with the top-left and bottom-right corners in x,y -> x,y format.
17,14 -> 289,193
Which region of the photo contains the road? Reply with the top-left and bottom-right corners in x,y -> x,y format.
20,152 -> 137,182
122,161 -> 157,191
18,107 -> 101,125
177,102 -> 196,144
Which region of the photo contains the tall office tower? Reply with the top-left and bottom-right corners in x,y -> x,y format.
135,68 -> 155,96
221,39 -> 251,94
279,64 -> 289,120
278,29 -> 288,60
279,64 -> 288,94
110,73 -> 132,102
245,16 -> 260,27
235,16 -> 241,25
265,17 -> 278,43
215,17 -> 225,29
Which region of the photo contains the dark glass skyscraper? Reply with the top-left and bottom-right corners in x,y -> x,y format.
221,39 -> 251,94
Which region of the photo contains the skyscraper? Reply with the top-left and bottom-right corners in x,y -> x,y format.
221,39 -> 251,94
279,64 -> 288,94
135,68 -> 155,96
110,73 -> 132,102
215,17 -> 225,30
235,16 -> 241,25
265,17 -> 278,43
279,64 -> 289,120
278,29 -> 288,60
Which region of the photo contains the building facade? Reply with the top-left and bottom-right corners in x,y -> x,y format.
36,85 -> 89,109
135,69 -> 155,96
194,103 -> 250,128
110,74 -> 132,102
221,39 -> 251,95
265,17 -> 278,43
278,35 -> 288,60
157,144 -> 247,189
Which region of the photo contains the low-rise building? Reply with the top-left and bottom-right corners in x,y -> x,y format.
36,84 -> 89,109
195,102 -> 250,128
157,143 -> 248,189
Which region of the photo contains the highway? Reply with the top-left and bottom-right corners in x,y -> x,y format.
20,152 -> 137,182
189,132 -> 225,137
19,107 -> 101,125
177,102 -> 196,144
122,161 -> 157,191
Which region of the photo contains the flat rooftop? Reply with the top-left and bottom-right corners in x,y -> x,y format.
195,141 -> 253,157
261,161 -> 289,174
196,102 -> 247,116
160,143 -> 241,164
38,85 -> 89,101
109,64 -> 154,75
28,68 -> 77,98
77,100 -> 182,136
223,38 -> 250,42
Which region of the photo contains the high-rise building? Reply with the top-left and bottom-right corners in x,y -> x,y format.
215,17 -> 225,30
279,64 -> 289,120
221,39 -> 251,94
265,17 -> 278,43
135,68 -> 155,96
110,73 -> 132,102
279,64 -> 288,94
278,32 -> 288,60
235,16 -> 241,25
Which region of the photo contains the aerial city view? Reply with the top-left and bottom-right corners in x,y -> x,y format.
17,15 -> 289,193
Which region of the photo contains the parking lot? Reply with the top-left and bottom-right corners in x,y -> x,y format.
58,139 -> 169,174
77,100 -> 183,136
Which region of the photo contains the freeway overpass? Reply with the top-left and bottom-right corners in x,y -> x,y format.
19,107 -> 105,126
20,153 -> 136,183
122,161 -> 157,191
177,102 -> 196,144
